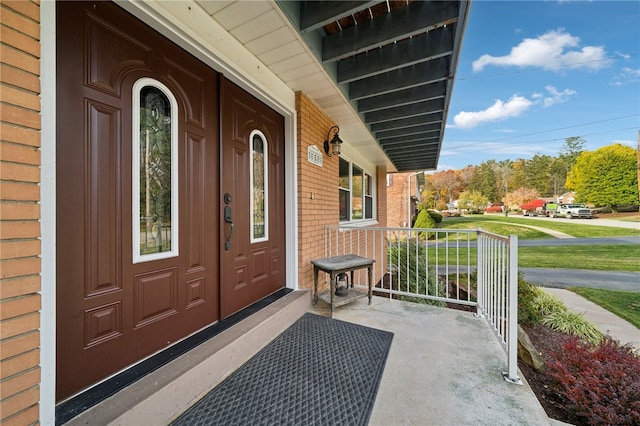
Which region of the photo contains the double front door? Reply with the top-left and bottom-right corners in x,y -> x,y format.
56,1 -> 285,401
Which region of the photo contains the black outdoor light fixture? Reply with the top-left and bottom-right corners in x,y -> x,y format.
323,125 -> 343,156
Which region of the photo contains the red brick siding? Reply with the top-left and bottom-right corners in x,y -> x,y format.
296,92 -> 388,292
0,1 -> 42,424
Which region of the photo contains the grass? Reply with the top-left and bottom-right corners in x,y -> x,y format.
569,287 -> 640,329
441,214 -> 640,238
518,245 -> 640,272
420,244 -> 640,272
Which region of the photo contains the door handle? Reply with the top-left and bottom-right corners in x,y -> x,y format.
224,205 -> 233,250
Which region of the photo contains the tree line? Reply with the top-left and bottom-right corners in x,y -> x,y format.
423,137 -> 639,212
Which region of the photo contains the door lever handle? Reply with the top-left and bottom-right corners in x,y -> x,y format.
225,221 -> 234,251
224,198 -> 233,250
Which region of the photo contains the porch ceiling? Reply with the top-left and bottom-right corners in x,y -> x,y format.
195,0 -> 470,172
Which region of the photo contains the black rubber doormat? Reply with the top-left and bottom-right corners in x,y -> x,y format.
171,313 -> 394,426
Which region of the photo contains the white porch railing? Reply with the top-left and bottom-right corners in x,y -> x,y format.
323,225 -> 521,384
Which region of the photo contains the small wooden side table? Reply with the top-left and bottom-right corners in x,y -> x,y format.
311,254 -> 375,314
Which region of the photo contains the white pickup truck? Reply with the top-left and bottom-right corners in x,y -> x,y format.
555,203 -> 593,219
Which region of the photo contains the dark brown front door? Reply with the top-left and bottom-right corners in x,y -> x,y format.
56,2 -> 219,400
220,78 -> 286,318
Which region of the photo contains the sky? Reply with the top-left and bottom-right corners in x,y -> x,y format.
438,0 -> 640,171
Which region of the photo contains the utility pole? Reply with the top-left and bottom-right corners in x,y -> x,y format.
637,130 -> 639,206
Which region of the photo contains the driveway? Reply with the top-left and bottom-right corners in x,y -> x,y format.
520,268 -> 640,292
515,215 -> 640,230
518,236 -> 639,246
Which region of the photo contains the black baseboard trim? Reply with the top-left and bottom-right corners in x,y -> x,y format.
56,288 -> 293,425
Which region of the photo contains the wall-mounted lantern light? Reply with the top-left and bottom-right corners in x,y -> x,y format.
323,125 -> 342,157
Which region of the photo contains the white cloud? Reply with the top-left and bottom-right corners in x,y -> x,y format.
442,141 -> 555,158
542,85 -> 577,107
449,86 -> 576,129
451,95 -> 532,129
472,29 -> 611,72
615,51 -> 631,60
610,67 -> 640,86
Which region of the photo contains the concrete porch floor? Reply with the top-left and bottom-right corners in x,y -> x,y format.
311,296 -> 551,426
67,291 -> 551,425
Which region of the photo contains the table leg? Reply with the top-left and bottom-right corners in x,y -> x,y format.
330,271 -> 335,314
367,265 -> 373,305
313,267 -> 319,305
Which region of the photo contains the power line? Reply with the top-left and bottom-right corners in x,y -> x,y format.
441,126 -> 639,157
444,114 -> 640,151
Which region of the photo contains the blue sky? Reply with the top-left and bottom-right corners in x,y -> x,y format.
439,0 -> 640,170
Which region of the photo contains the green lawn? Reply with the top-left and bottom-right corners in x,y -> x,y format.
441,215 -> 640,238
422,244 -> 640,272
518,245 -> 640,272
569,287 -> 640,329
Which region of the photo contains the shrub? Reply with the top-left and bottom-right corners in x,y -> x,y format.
518,277 -> 544,325
412,209 -> 436,239
435,200 -> 448,211
540,310 -> 602,345
427,210 -> 443,223
387,238 -> 445,306
547,337 -> 640,425
531,290 -> 567,318
485,205 -> 503,213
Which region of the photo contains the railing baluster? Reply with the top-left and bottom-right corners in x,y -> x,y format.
321,224 -> 519,384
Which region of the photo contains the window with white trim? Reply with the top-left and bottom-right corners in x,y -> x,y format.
339,157 -> 375,222
132,78 -> 179,263
250,130 -> 269,242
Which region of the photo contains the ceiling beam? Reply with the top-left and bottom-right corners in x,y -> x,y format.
380,133 -> 441,146
364,98 -> 445,125
358,80 -> 447,113
299,1 -> 378,33
375,122 -> 442,140
322,1 -> 459,62
349,57 -> 450,100
369,112 -> 444,133
336,27 -> 454,83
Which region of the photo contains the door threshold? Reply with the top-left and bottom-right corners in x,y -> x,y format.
56,288 -> 302,425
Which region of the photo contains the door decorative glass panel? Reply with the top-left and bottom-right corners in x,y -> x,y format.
133,78 -> 179,263
251,130 -> 268,242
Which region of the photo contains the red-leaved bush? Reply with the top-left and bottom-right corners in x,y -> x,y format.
546,336 -> 640,425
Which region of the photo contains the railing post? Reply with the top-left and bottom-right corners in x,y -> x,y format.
475,229 -> 484,318
503,234 -> 522,385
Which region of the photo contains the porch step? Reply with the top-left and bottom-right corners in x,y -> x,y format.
66,290 -> 311,426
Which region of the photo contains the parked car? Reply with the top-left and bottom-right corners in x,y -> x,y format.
555,203 -> 592,219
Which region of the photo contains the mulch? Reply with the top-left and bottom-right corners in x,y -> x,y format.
519,323 -> 575,424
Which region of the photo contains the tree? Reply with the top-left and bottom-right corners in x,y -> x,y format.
509,159 -> 527,191
548,157 -> 568,196
524,154 -> 553,196
566,144 -> 638,209
429,169 -> 461,202
468,161 -> 498,202
559,136 -> 586,168
458,190 -> 489,213
493,159 -> 514,200
503,187 -> 540,209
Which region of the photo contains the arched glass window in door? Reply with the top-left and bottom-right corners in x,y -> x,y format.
132,78 -> 179,263
250,130 -> 268,242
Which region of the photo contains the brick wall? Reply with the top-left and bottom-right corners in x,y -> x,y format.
296,92 -> 388,291
0,1 -> 42,424
296,92 -> 338,290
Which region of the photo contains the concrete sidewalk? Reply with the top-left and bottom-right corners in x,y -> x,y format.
543,288 -> 640,349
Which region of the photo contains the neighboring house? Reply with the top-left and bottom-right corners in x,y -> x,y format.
557,192 -> 577,204
0,1 -> 469,423
386,172 -> 425,228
